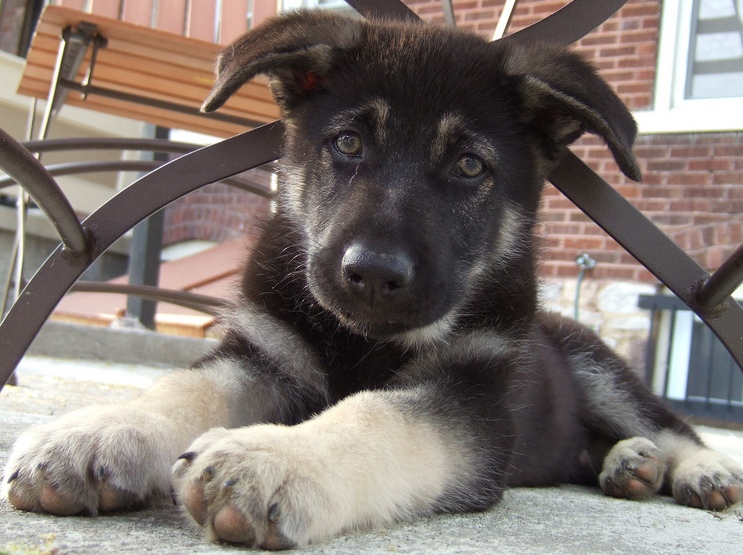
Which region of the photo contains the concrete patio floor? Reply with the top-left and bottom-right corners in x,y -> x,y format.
1,355 -> 743,555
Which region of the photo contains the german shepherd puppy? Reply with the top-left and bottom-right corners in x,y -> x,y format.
5,10 -> 743,550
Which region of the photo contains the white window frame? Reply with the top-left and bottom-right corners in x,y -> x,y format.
282,0 -> 357,13
634,0 -> 743,134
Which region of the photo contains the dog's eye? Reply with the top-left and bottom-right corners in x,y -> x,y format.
454,154 -> 485,178
334,132 -> 362,157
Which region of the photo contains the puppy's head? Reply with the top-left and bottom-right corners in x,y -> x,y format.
205,11 -> 640,341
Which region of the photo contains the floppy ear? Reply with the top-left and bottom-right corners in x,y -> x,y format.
503,42 -> 641,182
202,11 -> 363,114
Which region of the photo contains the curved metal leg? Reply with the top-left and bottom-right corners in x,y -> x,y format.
0,122 -> 283,388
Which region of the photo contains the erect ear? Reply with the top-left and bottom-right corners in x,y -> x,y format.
503,42 -> 641,182
202,10 -> 363,114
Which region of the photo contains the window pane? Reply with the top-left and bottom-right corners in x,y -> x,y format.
686,0 -> 743,99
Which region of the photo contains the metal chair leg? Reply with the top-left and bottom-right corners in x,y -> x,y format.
0,122 -> 284,389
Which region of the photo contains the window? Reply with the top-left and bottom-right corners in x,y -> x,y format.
635,0 -> 743,133
282,0 -> 358,15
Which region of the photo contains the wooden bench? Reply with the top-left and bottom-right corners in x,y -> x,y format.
18,5 -> 279,137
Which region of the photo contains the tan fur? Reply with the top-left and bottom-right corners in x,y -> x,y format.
655,430 -> 743,510
3,361 -> 243,514
599,432 -> 743,510
172,389 -> 472,548
599,437 -> 666,499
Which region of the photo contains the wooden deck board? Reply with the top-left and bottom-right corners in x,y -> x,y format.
53,240 -> 246,336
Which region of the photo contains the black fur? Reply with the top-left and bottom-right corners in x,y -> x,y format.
7,13 -> 742,543
202,11 -> 694,504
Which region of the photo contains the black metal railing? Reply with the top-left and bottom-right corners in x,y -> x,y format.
639,294 -> 743,422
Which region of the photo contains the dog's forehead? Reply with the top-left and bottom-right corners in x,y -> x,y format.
327,98 -> 390,133
323,27 -> 516,132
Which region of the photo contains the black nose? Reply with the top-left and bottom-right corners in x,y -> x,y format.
342,244 -> 414,303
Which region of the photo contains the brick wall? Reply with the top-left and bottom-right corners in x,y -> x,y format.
405,0 -> 659,112
557,133 -> 743,281
0,0 -> 26,55
162,169 -> 272,246
405,0 -> 743,283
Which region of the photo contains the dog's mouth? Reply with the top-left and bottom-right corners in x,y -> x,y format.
335,311 -> 413,338
315,282 -> 457,341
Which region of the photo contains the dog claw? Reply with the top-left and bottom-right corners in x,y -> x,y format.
178,451 -> 197,463
6,469 -> 19,483
267,501 -> 280,523
201,466 -> 215,482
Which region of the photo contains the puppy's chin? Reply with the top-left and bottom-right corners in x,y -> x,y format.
333,312 -> 412,339
327,303 -> 455,345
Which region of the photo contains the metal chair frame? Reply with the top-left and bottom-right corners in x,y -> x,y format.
1,0 -> 742,391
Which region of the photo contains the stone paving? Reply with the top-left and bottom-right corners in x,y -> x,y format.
1,356 -> 742,555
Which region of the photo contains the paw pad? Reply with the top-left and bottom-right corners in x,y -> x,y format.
183,482 -> 209,525
600,437 -> 666,500
213,504 -> 255,545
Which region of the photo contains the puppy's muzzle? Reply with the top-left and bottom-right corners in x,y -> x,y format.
341,243 -> 415,306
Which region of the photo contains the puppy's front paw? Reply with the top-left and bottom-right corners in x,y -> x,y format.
671,450 -> 743,511
172,426 -> 329,550
4,405 -> 181,516
599,437 -> 666,500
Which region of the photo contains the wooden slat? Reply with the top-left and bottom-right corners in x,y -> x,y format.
18,78 -> 253,136
189,274 -> 239,298
18,5 -> 279,137
24,58 -> 215,108
107,239 -> 243,291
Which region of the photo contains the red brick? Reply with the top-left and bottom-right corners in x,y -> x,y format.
647,160 -> 686,172
581,34 -> 618,46
542,223 -> 583,236
713,173 -> 743,185
564,237 -> 605,250
620,4 -> 661,18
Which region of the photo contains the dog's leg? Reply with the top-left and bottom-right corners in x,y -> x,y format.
540,313 -> 743,509
3,362 -> 248,515
4,307 -> 329,516
171,332 -> 525,549
172,386 -> 500,550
